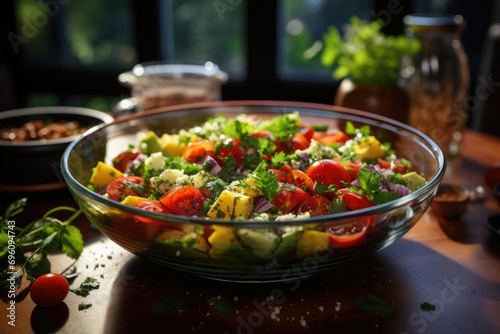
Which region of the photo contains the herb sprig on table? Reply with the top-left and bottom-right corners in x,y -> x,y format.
0,198 -> 84,290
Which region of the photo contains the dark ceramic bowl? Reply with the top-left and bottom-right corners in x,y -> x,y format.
0,106 -> 113,193
61,101 -> 445,282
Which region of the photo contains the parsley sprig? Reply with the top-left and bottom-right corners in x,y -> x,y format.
0,198 -> 84,290
253,161 -> 279,202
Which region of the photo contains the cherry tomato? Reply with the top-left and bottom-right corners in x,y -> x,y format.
107,176 -> 147,201
160,186 -> 204,216
300,126 -> 315,141
30,273 -> 69,307
295,194 -> 331,216
336,188 -> 374,211
182,141 -> 215,163
292,170 -> 315,193
112,150 -> 140,173
313,130 -> 349,145
326,219 -> 370,249
134,200 -> 179,230
337,159 -> 363,182
291,133 -> 310,151
271,165 -> 295,184
377,159 -> 409,174
485,162 -> 500,189
273,186 -> 310,214
214,138 -> 245,166
306,159 -> 351,190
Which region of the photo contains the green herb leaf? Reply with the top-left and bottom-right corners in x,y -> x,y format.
208,295 -> 234,315
420,302 -> 436,312
71,277 -> 100,297
78,302 -> 93,311
61,225 -> 84,260
253,161 -> 279,202
356,284 -> 396,317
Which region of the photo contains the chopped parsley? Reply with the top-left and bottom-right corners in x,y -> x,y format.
420,302 -> 436,311
356,284 -> 396,317
71,277 -> 100,297
78,302 -> 93,311
253,161 -> 279,202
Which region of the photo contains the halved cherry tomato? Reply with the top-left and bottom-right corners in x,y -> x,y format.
273,185 -> 310,214
136,200 -> 173,214
30,273 -> 69,307
306,159 -> 351,190
313,130 -> 349,145
326,219 -> 370,249
182,141 -> 215,163
107,176 -> 147,201
337,158 -> 363,182
336,188 -> 374,211
291,133 -> 310,150
300,125 -> 314,141
134,200 -> 174,225
377,159 -> 409,174
271,165 -> 295,184
160,186 -> 204,216
214,138 -> 245,166
292,170 -> 315,193
112,150 -> 140,173
295,194 -> 331,216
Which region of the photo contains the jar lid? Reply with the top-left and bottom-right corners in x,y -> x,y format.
118,61 -> 229,87
404,14 -> 466,33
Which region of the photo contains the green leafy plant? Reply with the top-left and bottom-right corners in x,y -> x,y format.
321,16 -> 420,86
1,198 -> 84,290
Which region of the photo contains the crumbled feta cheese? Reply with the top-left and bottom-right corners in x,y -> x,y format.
145,152 -> 165,171
190,170 -> 210,188
275,212 -> 311,221
159,169 -> 184,184
306,139 -> 339,160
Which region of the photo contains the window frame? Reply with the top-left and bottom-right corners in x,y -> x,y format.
0,0 -> 411,110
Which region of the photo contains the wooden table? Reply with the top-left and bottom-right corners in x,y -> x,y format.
1,130 -> 500,334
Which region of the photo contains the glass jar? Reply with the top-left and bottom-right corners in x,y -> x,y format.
401,14 -> 470,159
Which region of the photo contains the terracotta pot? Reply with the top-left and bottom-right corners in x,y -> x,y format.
334,78 -> 410,124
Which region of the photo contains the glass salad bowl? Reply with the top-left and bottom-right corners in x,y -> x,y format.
61,101 -> 445,282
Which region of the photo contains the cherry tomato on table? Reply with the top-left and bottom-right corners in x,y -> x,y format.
30,273 -> 69,307
160,186 -> 204,216
107,176 -> 147,201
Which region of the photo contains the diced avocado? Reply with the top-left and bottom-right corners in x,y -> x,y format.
89,161 -> 124,188
121,195 -> 148,206
155,225 -> 209,260
353,136 -> 386,160
207,190 -> 253,220
402,171 -> 426,191
273,228 -> 302,257
140,131 -> 163,155
296,230 -> 329,258
160,134 -> 186,157
237,228 -> 278,259
207,226 -> 258,264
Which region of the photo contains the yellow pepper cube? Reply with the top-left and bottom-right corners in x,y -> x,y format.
89,161 -> 124,188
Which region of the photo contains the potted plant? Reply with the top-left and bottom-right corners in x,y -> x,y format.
321,17 -> 420,123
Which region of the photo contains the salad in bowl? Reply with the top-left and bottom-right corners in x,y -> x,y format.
62,101 -> 445,281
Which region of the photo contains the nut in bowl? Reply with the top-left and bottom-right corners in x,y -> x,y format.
0,106 -> 113,194
61,101 -> 445,282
